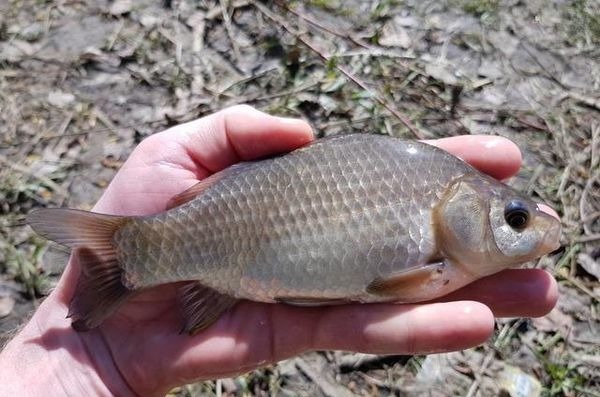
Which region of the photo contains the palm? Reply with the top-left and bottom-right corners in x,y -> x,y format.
42,106 -> 558,396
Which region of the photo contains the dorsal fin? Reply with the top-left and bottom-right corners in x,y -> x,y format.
166,174 -> 223,210
166,162 -> 255,210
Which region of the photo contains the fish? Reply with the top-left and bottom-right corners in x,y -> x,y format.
27,134 -> 562,334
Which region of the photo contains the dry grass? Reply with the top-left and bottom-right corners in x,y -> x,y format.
1,0 -> 598,395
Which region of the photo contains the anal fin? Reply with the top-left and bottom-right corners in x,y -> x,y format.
178,282 -> 239,335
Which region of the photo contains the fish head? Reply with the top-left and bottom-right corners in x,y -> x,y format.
434,173 -> 562,277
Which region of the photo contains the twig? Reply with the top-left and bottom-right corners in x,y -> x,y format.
574,386 -> 600,397
216,379 -> 222,397
567,91 -> 600,111
519,41 -> 566,89
157,27 -> 183,67
557,164 -> 572,197
582,211 -> 600,223
526,164 -> 545,196
580,175 -> 598,235
591,122 -> 599,170
249,80 -> 321,102
251,0 -> 424,139
205,0 -> 250,20
106,19 -> 125,51
295,357 -> 353,397
357,371 -> 403,392
576,234 -> 600,243
274,0 -> 371,49
464,349 -> 495,397
558,267 -> 600,301
575,354 -> 600,367
50,112 -> 74,151
93,108 -> 119,135
219,66 -> 279,94
494,320 -> 525,349
555,244 -> 580,271
220,0 -> 242,62
515,115 -> 549,131
336,49 -> 415,59
337,353 -> 378,370
318,115 -> 374,129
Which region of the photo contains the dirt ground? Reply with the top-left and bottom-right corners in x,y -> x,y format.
0,0 -> 598,396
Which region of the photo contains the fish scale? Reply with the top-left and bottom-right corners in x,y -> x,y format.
27,133 -> 561,333
114,135 -> 471,301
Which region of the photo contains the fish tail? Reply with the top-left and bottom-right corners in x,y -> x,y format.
27,208 -> 133,331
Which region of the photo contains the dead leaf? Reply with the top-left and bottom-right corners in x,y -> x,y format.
497,365 -> 542,397
101,155 -> 124,169
47,91 -> 75,108
531,307 -> 573,337
109,0 -> 133,16
379,17 -> 412,49
425,63 -> 460,86
578,253 -> 600,280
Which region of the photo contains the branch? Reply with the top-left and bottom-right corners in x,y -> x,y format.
252,0 -> 424,139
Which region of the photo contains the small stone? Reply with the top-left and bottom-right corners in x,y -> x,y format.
220,378 -> 237,392
379,17 -> 412,49
477,59 -> 504,79
497,365 -> 542,397
139,13 -> 161,28
21,23 -> 45,42
47,91 -> 75,108
109,0 -> 133,16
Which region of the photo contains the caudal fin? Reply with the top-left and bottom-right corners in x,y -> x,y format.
27,208 -> 133,331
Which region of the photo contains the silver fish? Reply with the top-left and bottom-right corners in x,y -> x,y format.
28,134 -> 561,333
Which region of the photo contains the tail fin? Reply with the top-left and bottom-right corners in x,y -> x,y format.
27,208 -> 133,331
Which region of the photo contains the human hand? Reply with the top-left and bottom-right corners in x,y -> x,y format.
0,105 -> 558,397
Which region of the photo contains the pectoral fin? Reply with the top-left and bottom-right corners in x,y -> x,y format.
366,262 -> 447,301
178,282 -> 239,335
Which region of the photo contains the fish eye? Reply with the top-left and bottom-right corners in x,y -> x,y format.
504,200 -> 529,230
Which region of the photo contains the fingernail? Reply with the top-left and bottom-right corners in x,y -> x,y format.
483,138 -> 503,149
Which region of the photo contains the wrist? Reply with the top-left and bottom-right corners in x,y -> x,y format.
0,294 -> 135,397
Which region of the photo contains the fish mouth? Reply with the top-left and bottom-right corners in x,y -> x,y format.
537,210 -> 562,255
540,226 -> 561,254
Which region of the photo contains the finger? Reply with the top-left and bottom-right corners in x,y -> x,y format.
309,301 -> 494,354
164,300 -> 494,383
163,104 -> 314,173
437,269 -> 558,317
426,135 -> 522,180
